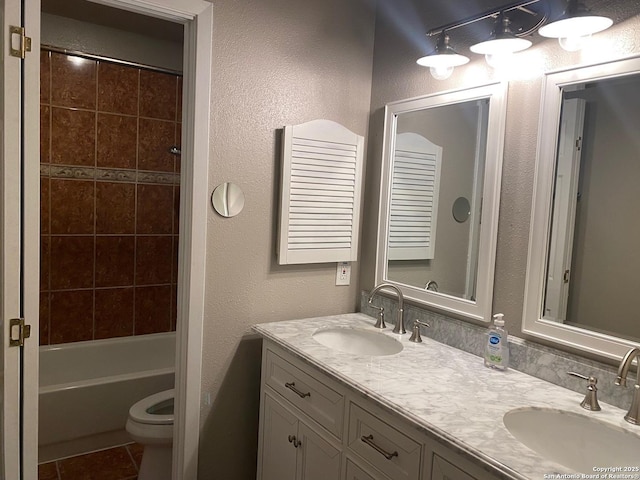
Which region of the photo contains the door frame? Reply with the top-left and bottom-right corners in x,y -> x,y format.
82,1 -> 212,479
2,0 -> 39,478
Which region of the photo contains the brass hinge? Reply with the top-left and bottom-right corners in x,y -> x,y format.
9,26 -> 32,59
9,318 -> 31,347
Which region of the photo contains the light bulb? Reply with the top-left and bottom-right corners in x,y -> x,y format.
558,34 -> 592,51
430,65 -> 454,80
485,52 -> 513,69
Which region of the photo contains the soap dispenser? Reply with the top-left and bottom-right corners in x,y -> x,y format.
484,313 -> 509,371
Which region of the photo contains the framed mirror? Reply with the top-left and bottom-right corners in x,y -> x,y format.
523,56 -> 640,360
375,83 -> 507,322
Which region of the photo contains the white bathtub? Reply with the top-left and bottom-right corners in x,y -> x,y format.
39,332 -> 175,462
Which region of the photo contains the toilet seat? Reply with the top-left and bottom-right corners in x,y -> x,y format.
129,389 -> 174,426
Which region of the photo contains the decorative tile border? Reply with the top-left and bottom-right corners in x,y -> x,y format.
360,290 -> 633,411
41,163 -> 180,185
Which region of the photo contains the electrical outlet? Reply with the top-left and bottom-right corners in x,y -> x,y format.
335,262 -> 351,286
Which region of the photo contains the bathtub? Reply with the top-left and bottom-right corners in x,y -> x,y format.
39,332 -> 175,462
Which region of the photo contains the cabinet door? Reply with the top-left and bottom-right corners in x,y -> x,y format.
297,421 -> 341,480
261,394 -> 299,480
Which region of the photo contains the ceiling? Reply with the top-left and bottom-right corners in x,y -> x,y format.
41,0 -> 184,43
41,0 -> 637,51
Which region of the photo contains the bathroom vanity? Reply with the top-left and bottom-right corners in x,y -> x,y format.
253,313 -> 640,480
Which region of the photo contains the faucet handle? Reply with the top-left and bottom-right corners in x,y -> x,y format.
408,320 -> 431,343
369,304 -> 386,329
568,372 -> 601,411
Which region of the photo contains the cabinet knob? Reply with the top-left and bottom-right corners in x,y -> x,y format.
288,434 -> 302,448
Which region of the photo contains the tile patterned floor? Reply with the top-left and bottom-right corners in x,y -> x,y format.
38,443 -> 144,480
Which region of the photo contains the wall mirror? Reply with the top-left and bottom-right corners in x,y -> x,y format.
375,83 -> 507,322
523,56 -> 640,360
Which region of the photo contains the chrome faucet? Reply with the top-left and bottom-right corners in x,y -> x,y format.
615,347 -> 640,425
367,283 -> 405,334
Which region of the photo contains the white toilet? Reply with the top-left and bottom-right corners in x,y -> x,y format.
126,389 -> 175,480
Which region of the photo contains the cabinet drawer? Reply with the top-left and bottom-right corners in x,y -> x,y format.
264,349 -> 344,438
345,457 -> 391,480
347,403 -> 422,480
431,453 -> 478,480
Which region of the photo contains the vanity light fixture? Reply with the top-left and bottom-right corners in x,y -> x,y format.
416,32 -> 470,80
418,0 -> 545,78
418,0 -> 614,78
538,0 -> 613,52
470,13 -> 532,68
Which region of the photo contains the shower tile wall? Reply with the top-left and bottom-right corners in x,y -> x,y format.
39,50 -> 182,345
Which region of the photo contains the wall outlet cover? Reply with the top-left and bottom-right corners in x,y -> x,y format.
336,262 -> 351,286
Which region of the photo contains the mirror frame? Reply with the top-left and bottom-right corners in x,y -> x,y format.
523,55 -> 640,360
375,82 -> 507,322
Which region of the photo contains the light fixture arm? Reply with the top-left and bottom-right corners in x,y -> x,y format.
426,0 -> 546,38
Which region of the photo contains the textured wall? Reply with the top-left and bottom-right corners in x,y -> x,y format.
361,0 -> 640,361
198,0 -> 376,478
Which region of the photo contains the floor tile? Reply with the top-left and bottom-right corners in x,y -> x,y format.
58,446 -> 137,480
126,442 -> 144,469
38,462 -> 59,480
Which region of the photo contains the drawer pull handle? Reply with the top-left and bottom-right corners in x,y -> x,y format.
285,382 -> 311,398
361,434 -> 398,460
288,434 -> 302,448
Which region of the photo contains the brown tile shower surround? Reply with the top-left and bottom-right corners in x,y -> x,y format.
38,443 -> 143,480
40,49 -> 182,345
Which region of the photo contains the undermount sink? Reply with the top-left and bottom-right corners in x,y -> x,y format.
504,407 -> 640,474
312,327 -> 403,356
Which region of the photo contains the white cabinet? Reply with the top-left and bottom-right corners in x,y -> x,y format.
297,421 -> 341,480
260,394 -> 298,480
257,342 -> 501,480
260,393 -> 341,480
430,454 -> 478,480
344,457 -> 392,480
347,402 -> 422,480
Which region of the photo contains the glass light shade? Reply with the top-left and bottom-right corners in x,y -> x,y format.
429,65 -> 454,80
484,52 -> 513,69
470,37 -> 532,55
416,52 -> 470,69
558,34 -> 592,51
538,15 -> 613,39
417,32 -> 470,79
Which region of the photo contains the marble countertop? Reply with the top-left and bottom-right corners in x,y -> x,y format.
253,313 -> 640,480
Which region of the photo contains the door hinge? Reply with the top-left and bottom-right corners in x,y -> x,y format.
575,136 -> 582,151
563,269 -> 571,284
9,318 -> 31,347
9,26 -> 32,59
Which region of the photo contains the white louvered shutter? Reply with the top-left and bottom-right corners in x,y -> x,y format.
388,132 -> 442,261
278,119 -> 364,265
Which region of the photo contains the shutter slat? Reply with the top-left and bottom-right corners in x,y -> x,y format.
292,137 -> 357,152
290,157 -> 356,171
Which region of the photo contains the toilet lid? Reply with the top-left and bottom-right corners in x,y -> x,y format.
129,389 -> 174,425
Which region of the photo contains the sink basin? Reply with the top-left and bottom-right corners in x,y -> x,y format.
312,327 -> 403,356
504,407 -> 640,473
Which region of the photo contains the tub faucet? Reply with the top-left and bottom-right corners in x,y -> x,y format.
367,283 -> 405,334
615,347 -> 640,425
